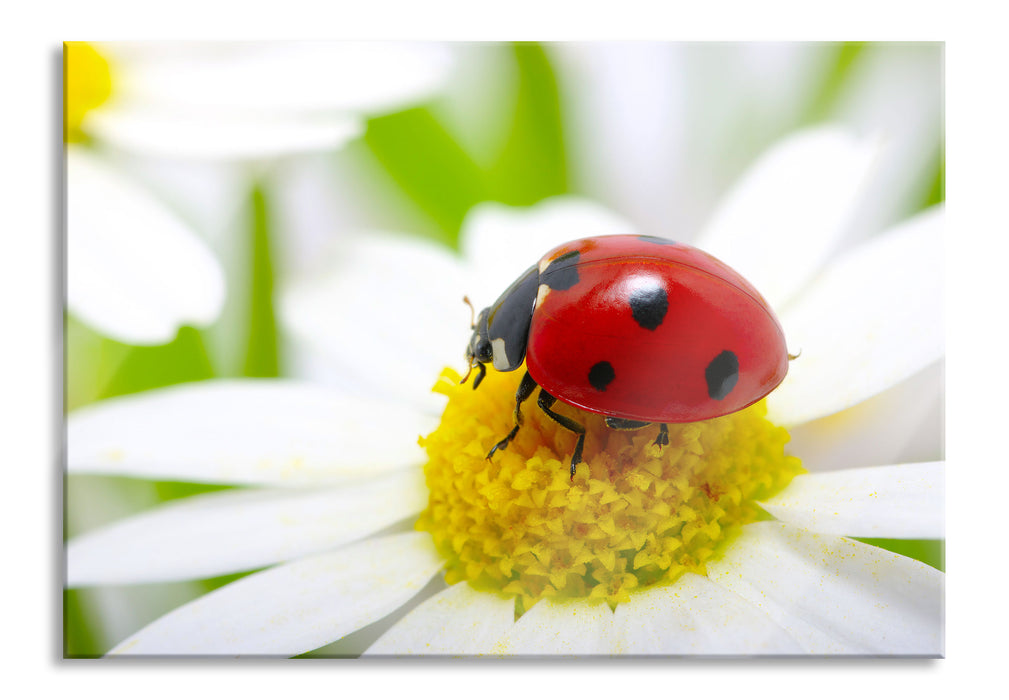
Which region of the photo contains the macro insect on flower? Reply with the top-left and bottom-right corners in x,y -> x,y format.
66,127 -> 943,656
465,234 -> 794,478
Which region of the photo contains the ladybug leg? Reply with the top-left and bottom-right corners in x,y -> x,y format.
487,371 -> 538,460
604,417 -> 669,448
537,390 -> 586,480
604,416 -> 652,431
471,362 -> 487,389
655,423 -> 669,447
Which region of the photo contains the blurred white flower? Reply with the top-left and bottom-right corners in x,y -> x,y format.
67,127 -> 943,656
553,43 -> 942,246
65,41 -> 454,344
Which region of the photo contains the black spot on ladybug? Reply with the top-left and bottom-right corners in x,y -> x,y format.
588,361 -> 615,392
705,350 -> 739,401
628,283 -> 668,330
541,250 -> 580,290
637,235 -> 677,246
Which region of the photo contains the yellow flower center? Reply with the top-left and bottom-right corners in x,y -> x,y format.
64,42 -> 114,143
416,366 -> 804,615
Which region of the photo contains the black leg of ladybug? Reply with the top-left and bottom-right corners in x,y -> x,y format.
471,362 -> 487,390
487,371 -> 538,460
604,416 -> 668,448
604,416 -> 652,431
655,423 -> 669,447
537,390 -> 586,480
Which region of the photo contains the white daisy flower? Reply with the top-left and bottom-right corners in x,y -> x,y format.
66,126 -> 944,656
65,41 -> 453,345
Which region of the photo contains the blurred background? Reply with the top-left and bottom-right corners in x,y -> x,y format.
64,41 -> 943,656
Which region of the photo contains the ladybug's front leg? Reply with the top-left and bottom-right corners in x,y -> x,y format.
487,371 -> 538,460
537,390 -> 586,480
471,362 -> 487,389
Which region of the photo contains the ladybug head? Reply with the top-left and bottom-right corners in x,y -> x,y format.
464,307 -> 493,389
463,264 -> 540,390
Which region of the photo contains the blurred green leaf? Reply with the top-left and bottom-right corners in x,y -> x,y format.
153,480 -> 236,503
854,537 -> 945,572
485,42 -> 568,205
804,42 -> 868,124
365,107 -> 487,248
922,148 -> 945,208
242,183 -> 281,377
64,589 -> 103,658
363,42 -> 569,248
99,326 -> 215,401
65,316 -> 131,411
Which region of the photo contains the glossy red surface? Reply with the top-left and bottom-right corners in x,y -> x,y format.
526,235 -> 788,422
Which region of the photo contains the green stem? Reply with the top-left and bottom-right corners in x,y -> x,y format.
241,182 -> 281,377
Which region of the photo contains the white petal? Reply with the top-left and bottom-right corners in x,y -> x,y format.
554,44 -> 826,242
611,573 -> 803,655
101,153 -> 249,250
552,44 -> 688,238
68,469 -> 427,586
768,206 -> 944,426
110,42 -> 453,115
707,522 -> 943,655
364,583 -> 515,656
491,598 -> 617,655
787,360 -> 944,472
829,44 -> 944,247
280,232 -> 466,411
759,462 -> 943,539
67,380 -> 435,485
108,532 -> 444,656
694,127 -> 882,310
460,197 -> 638,309
67,147 -> 225,344
87,107 -> 363,160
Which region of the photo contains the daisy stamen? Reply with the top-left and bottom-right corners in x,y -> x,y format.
417,365 -> 804,615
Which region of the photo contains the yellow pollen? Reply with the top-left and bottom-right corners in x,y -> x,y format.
416,367 -> 804,615
64,42 -> 113,143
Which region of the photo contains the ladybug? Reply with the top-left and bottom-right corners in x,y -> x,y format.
464,234 -> 791,479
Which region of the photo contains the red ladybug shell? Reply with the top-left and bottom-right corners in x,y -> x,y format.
525,235 -> 788,423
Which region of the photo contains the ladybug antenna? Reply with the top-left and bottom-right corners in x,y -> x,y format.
788,349 -> 802,361
463,296 -> 476,329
